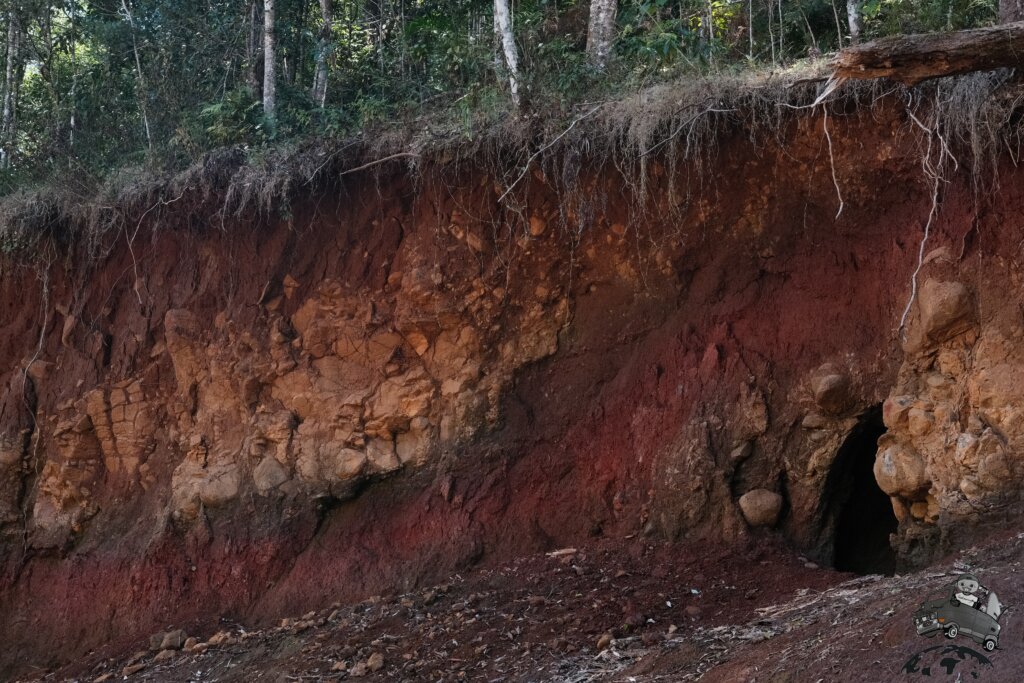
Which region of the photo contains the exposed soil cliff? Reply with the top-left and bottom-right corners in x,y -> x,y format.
2,77 -> 1023,678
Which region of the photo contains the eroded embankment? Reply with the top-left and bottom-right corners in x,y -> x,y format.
1,83 -> 1022,677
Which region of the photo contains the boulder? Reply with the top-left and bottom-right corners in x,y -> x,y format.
882,395 -> 914,430
919,280 -> 972,341
252,457 -> 289,493
873,446 -> 929,499
738,489 -> 783,528
812,369 -> 853,415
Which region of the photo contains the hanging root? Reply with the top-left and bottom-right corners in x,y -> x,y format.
823,107 -> 844,219
897,91 -> 953,341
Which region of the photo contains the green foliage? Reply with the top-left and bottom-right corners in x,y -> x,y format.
0,0 -> 1002,198
196,88 -> 268,147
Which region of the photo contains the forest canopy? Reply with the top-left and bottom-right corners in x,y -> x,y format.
0,0 -> 1006,196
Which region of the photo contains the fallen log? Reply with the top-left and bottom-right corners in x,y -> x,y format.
833,21 -> 1024,85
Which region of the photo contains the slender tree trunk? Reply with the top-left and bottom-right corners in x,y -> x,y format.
830,0 -> 845,49
1001,0 -> 1024,22
777,0 -> 784,59
493,0 -> 520,108
263,0 -> 277,124
1,11 -> 22,169
748,0 -> 754,59
68,3 -> 80,153
247,0 -> 263,96
586,0 -> 617,70
312,0 -> 333,107
847,0 -> 862,44
120,0 -> 153,153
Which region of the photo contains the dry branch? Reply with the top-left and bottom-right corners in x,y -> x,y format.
834,21 -> 1024,85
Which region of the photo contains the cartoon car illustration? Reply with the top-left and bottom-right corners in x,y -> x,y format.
914,580 -> 1003,652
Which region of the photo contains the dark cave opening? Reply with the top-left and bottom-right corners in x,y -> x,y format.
826,405 -> 898,575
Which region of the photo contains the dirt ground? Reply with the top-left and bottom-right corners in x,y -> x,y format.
17,528 -> 1024,683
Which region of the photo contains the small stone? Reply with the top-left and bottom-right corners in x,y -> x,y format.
206,630 -> 232,646
122,663 -> 147,677
738,489 -> 784,528
153,649 -> 175,663
952,473 -> 981,503
548,637 -> 568,651
529,216 -> 547,236
801,413 -> 828,429
667,624 -> 678,635
183,637 -> 199,651
804,562 -> 819,570
367,652 -> 385,672
148,632 -> 166,651
350,662 -> 369,677
159,629 -> 187,650
597,633 -> 614,651
641,631 -> 661,646
685,605 -> 702,618
729,442 -> 753,462
331,660 -> 347,672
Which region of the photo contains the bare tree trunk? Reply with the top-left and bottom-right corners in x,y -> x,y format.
312,0 -> 333,107
1001,0 -> 1024,22
847,0 -> 862,44
247,0 -> 263,96
263,0 -> 277,123
120,0 -> 153,153
586,0 -> 617,70
493,0 -> 520,108
748,0 -> 754,59
1,11 -> 22,169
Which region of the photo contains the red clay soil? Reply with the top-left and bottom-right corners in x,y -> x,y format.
27,528 -> 1024,683
1,94 -> 1022,680
23,535 -> 844,683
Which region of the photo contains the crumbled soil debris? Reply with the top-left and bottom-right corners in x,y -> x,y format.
18,536 -> 837,682
19,532 -> 1024,682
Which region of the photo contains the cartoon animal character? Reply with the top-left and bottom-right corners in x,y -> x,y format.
954,574 -> 981,609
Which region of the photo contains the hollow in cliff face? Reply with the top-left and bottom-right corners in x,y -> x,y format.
823,406 -> 898,575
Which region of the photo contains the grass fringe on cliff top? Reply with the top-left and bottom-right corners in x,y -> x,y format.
1,61 -> 1021,262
